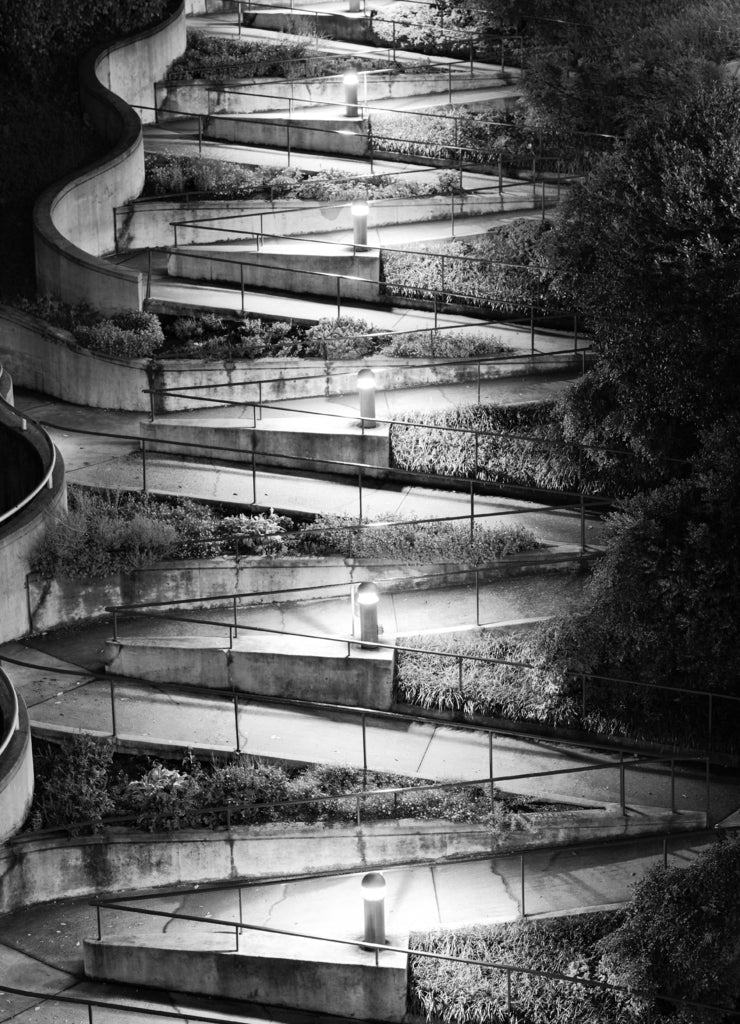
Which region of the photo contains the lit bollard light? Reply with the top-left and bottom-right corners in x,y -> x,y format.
361,871 -> 386,946
344,72 -> 359,118
351,200 -> 369,250
356,582 -> 379,648
357,367 -> 376,427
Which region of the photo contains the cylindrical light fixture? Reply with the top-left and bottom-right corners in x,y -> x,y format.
356,581 -> 379,648
357,367 -> 376,427
361,871 -> 386,946
351,200 -> 369,249
344,72 -> 359,118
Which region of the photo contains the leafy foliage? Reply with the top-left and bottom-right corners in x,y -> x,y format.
295,514 -> 541,562
29,745 -> 550,835
409,913 -> 628,1024
32,735 -> 115,835
598,839 -> 740,1018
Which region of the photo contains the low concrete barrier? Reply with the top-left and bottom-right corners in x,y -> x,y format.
85,935 -> 409,1021
168,243 -> 381,301
140,415 -> 391,475
204,110 -> 370,156
104,635 -> 396,709
0,808 -> 694,916
156,69 -> 511,119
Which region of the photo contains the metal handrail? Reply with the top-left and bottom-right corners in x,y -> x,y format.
0,400 -> 57,528
102,602 -> 740,717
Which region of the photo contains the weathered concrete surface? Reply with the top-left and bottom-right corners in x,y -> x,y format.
103,634 -> 396,708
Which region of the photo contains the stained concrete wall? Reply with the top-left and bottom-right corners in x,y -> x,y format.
140,417 -> 391,475
104,636 -> 396,709
0,808 -> 684,916
116,193 -> 535,251
33,2 -> 186,312
84,938 -> 409,1022
156,70 -> 509,118
168,245 -> 380,300
204,111 -> 369,156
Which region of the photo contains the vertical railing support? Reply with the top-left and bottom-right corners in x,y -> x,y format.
520,854 -> 525,917
141,439 -> 147,494
110,678 -> 117,739
362,712 -> 368,787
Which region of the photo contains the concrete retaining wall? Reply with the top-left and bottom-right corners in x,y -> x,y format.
204,110 -> 369,156
140,417 -> 390,475
168,245 -> 381,300
0,690 -> 34,845
0,808 -> 687,916
156,69 -> 509,118
32,2 -> 186,312
242,10 -> 375,42
27,554 -> 578,634
104,636 -> 396,709
84,938 -> 409,1021
118,193 -> 535,251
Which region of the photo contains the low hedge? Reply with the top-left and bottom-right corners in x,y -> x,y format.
297,514 -> 541,563
29,737 -> 552,836
389,401 -> 581,491
395,625 -> 740,754
409,913 -> 626,1024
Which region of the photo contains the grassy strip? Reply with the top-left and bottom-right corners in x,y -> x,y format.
31,488 -> 541,580
29,738 -> 554,836
388,401 -> 579,491
395,628 -> 740,754
409,913 -> 626,1024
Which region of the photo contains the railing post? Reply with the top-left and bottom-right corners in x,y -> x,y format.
469,481 -> 474,540
110,678 -> 117,739
580,493 -> 586,554
233,595 -> 238,638
506,968 -> 512,1011
336,277 -> 341,319
149,387 -> 156,423
252,450 -> 257,503
475,569 -> 480,625
240,263 -> 245,314
362,712 -> 367,787
619,753 -> 626,815
88,1002 -> 94,1023
488,731 -> 494,819
458,655 -> 464,695
198,115 -> 203,156
97,903 -> 102,940
234,690 -> 241,753
670,759 -> 675,813
287,121 -> 291,166
520,854 -> 525,917
705,757 -> 711,820
356,793 -> 362,827
581,675 -> 586,720
573,312 -> 578,352
530,303 -> 535,355
141,439 -> 147,494
477,361 -> 481,404
358,466 -> 363,523
146,249 -> 152,300
112,610 -> 118,641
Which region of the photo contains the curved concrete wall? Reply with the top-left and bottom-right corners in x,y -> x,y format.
0,392 -> 67,642
33,3 -> 187,314
0,674 -> 33,845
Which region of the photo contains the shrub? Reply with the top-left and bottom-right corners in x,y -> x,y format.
31,736 -> 114,834
303,317 -> 391,359
409,913 -> 627,1024
73,310 -> 164,359
293,514 -> 540,562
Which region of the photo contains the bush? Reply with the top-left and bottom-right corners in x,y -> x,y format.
73,310 -> 164,359
303,317 -> 391,359
381,329 -> 509,358
30,488 -> 295,578
409,913 -> 627,1024
31,736 -> 114,834
294,514 -> 541,562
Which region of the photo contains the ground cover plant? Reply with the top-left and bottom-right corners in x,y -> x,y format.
143,151 -> 460,201
31,487 -> 542,580
165,29 -> 424,81
409,838 -> 740,1023
29,737 -> 554,836
296,513 -> 540,562
381,219 -> 553,313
